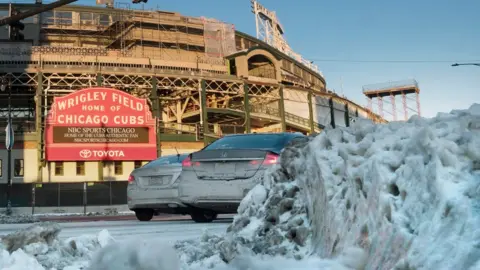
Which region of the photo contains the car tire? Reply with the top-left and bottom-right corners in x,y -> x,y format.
190,210 -> 217,223
135,209 -> 154,221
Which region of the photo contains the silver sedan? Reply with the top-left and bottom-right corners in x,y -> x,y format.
178,132 -> 306,223
127,154 -> 191,221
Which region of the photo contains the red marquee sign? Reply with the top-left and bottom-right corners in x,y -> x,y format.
45,87 -> 157,161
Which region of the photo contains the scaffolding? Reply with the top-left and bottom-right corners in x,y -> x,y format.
363,79 -> 421,121
2,2 -> 237,64
112,1 -> 134,56
202,17 -> 236,58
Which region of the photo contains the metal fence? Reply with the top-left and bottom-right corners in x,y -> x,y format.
0,181 -> 127,209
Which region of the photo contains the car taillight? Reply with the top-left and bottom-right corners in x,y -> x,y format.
263,153 -> 279,165
182,156 -> 192,167
182,156 -> 200,167
128,174 -> 135,184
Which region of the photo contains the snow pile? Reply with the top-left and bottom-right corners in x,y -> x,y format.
0,222 -> 114,270
175,103 -> 480,269
87,238 -> 180,270
0,214 -> 39,224
296,104 -> 480,269
1,222 -> 61,253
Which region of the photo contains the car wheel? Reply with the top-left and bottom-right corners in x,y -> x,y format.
190,210 -> 217,223
135,209 -> 154,221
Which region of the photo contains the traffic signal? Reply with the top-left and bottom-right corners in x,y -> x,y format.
8,5 -> 25,41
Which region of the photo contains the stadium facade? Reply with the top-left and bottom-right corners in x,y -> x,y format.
0,2 -> 383,188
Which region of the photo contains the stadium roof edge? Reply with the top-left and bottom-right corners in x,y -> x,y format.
234,31 -> 326,85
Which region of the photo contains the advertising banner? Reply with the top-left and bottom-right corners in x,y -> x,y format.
45,87 -> 157,161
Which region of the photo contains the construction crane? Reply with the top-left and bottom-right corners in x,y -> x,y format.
0,0 -> 146,28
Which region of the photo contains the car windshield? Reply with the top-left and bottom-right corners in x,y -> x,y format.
203,134 -> 293,152
142,154 -> 188,169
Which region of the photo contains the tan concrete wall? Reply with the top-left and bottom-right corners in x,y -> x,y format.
232,48 -> 282,82
235,55 -> 249,78
0,141 -> 204,183
41,161 -> 94,183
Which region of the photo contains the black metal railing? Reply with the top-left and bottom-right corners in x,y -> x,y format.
158,122 -> 197,135
249,106 -> 324,129
206,123 -> 245,136
0,181 -> 127,209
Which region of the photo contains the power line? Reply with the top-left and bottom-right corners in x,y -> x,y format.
307,59 -> 480,63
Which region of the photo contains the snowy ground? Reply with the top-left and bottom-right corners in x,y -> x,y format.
1,104 -> 479,270
0,219 -> 231,243
0,220 -> 231,270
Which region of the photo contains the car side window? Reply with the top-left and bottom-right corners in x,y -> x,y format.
142,154 -> 188,169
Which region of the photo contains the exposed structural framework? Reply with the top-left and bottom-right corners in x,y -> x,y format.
250,0 -> 320,75
363,79 -> 421,121
0,2 -> 385,185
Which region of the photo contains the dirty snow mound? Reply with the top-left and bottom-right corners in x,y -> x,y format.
0,222 -> 115,269
295,104 -> 480,269
1,222 -> 60,253
87,238 -> 180,270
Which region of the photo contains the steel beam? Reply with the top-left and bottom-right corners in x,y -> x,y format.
0,0 -> 78,27
243,83 -> 251,133
329,97 -> 335,128
278,85 -> 286,132
307,90 -> 314,134
200,79 -> 209,145
151,77 -> 162,157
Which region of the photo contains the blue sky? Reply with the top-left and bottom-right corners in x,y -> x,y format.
77,0 -> 479,118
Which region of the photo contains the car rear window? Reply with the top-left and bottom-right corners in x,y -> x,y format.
204,134 -> 301,152
142,154 -> 188,169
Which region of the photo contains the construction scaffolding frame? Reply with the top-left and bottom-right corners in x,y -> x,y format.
363,79 -> 421,121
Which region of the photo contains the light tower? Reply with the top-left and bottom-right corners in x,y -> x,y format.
363,79 -> 421,121
250,0 -> 320,75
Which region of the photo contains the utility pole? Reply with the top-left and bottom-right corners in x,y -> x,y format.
1,76 -> 14,216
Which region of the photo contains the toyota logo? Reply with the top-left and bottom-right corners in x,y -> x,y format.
79,149 -> 92,159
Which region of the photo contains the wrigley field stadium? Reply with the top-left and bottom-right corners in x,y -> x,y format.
0,0 -> 383,213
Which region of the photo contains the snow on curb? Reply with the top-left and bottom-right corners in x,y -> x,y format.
34,210 -> 135,218
0,214 -> 40,224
